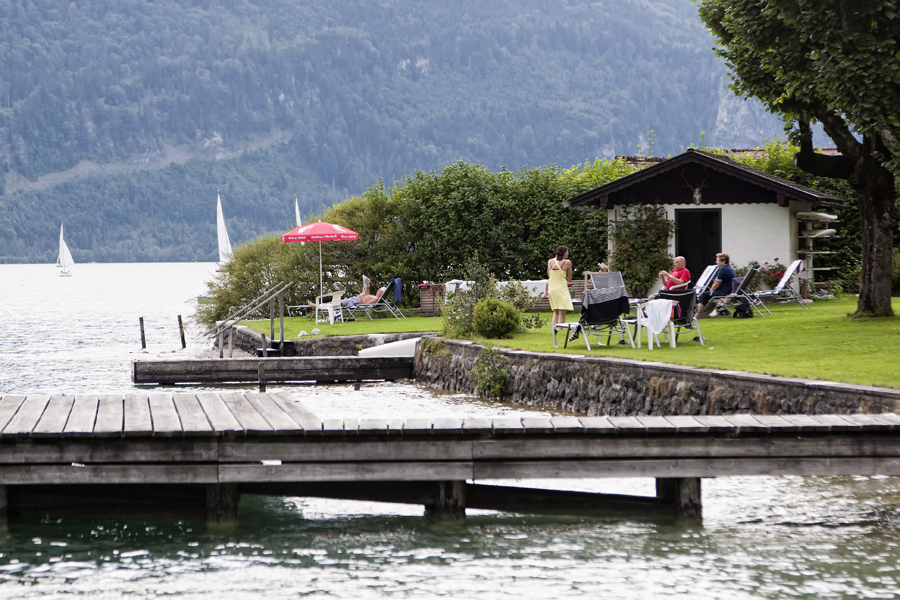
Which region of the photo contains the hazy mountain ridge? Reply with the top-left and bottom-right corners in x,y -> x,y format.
0,0 -> 784,263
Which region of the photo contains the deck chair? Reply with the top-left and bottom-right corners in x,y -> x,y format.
692,265 -> 718,296
345,278 -> 407,320
314,292 -> 345,325
748,259 -> 808,311
658,290 -> 705,345
573,287 -> 634,348
590,271 -> 626,289
716,267 -> 766,317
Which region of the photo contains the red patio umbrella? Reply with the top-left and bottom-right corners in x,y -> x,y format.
282,221 -> 359,294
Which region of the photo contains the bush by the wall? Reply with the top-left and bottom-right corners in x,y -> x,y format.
472,297 -> 520,339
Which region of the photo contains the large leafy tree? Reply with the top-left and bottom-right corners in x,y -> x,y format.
697,0 -> 900,316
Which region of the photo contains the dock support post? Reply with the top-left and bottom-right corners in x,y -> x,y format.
218,329 -> 224,358
258,362 -> 266,392
139,317 -> 146,349
425,481 -> 467,521
178,315 -> 186,349
228,328 -> 234,358
656,477 -> 702,519
206,483 -> 240,524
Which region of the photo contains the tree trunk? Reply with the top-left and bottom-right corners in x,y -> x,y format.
852,154 -> 896,317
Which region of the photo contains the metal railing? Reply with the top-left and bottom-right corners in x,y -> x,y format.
203,281 -> 293,358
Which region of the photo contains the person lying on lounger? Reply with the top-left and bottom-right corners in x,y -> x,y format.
307,275 -> 385,310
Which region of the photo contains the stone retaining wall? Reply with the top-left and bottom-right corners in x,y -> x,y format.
413,338 -> 900,416
221,327 -> 900,416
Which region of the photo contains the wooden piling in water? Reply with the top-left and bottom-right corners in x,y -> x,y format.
178,315 -> 186,349
139,317 -> 146,349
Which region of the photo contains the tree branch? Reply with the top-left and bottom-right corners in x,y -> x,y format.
793,118 -> 858,179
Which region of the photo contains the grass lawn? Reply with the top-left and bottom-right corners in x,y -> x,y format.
244,297 -> 900,389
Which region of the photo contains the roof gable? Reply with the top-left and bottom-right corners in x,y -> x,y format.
567,149 -> 845,210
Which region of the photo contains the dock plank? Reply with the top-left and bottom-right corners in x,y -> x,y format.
3,395 -> 51,437
62,395 -> 98,436
173,394 -> 214,435
551,417 -> 586,434
94,395 -> 124,437
0,396 -> 26,431
32,396 -> 75,437
195,392 -> 242,433
221,392 -> 274,434
578,417 -> 617,433
268,392 -> 323,433
491,417 -> 524,434
402,419 -> 433,434
244,393 -> 301,432
148,393 -> 182,437
123,394 -> 153,436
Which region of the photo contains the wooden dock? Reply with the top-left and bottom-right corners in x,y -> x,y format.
2,392 -> 900,523
131,356 -> 413,385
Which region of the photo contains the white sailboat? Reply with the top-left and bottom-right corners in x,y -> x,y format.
294,196 -> 304,245
216,193 -> 232,264
57,222 -> 74,277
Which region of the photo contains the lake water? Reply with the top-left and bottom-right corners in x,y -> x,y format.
0,263 -> 898,599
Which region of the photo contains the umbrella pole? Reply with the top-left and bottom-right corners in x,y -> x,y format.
319,240 -> 323,296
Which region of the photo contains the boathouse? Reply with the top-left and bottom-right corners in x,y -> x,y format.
566,149 -> 845,293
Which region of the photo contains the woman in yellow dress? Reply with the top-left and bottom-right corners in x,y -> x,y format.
547,245 -> 574,327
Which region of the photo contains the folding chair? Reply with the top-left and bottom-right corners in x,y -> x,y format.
748,259 -> 808,311
572,287 -> 635,348
716,267 -> 766,317
345,278 -> 407,320
590,271 -> 626,289
658,290 -> 705,345
692,265 -> 719,296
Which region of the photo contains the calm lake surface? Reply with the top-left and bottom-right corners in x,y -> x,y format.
0,263 -> 898,599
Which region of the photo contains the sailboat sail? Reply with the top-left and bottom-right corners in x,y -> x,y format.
216,194 -> 232,263
294,197 -> 304,245
57,222 -> 74,274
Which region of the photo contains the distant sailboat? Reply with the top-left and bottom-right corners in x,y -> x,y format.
294,196 -> 304,246
57,222 -> 74,277
216,193 -> 232,264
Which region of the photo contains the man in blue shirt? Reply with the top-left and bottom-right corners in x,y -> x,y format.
696,253 -> 736,318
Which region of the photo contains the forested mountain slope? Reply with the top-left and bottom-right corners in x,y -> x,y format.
0,0 -> 783,262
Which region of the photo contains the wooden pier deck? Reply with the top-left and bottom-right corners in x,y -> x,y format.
131,356 -> 413,385
2,392 -> 900,522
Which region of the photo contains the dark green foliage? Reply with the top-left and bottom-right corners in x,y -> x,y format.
472,297 -> 520,339
193,235 -> 321,328
440,253 -> 496,339
608,204 -> 675,298
470,346 -> 508,399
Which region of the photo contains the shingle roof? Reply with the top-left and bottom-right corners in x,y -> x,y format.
567,148 -> 845,210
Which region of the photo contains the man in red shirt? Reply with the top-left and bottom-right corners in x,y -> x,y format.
660,256 -> 691,290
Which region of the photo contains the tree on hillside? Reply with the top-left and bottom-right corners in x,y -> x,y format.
697,0 -> 900,316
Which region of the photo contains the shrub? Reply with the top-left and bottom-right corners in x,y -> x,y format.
440,254 -> 497,339
498,280 -> 539,312
608,204 -> 675,298
471,346 -> 508,399
472,297 -> 520,338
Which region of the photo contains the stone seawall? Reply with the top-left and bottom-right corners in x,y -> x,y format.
221,327 -> 900,416
413,338 -> 900,416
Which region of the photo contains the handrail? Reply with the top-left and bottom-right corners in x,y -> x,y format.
202,281 -> 293,339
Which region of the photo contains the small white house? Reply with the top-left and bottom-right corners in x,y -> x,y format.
566,149 -> 844,294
